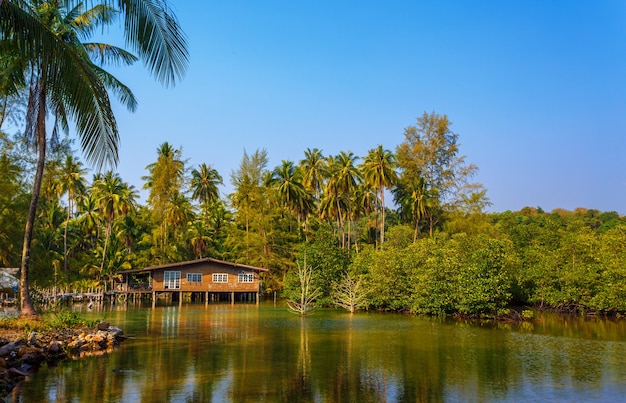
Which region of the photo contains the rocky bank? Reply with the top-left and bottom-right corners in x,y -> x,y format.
0,322 -> 126,399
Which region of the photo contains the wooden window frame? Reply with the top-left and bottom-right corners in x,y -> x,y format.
238,273 -> 254,283
164,271 -> 181,289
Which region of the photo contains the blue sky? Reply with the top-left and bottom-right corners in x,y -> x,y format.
104,1 -> 626,214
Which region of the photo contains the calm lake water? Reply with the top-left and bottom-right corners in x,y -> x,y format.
12,302 -> 626,402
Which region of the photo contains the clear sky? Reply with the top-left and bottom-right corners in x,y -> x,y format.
103,1 -> 626,214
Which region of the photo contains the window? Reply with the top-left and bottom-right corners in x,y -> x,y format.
238,273 -> 254,283
164,271 -> 181,289
212,273 -> 228,283
187,273 -> 202,283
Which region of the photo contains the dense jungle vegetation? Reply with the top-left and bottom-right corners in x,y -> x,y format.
3,1 -> 623,319
1,110 -> 625,317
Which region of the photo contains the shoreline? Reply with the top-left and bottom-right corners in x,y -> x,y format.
0,322 -> 126,399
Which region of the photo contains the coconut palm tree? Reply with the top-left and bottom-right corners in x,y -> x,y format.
164,191 -> 194,241
320,155 -> 344,243
299,147 -> 325,205
361,145 -> 398,245
58,154 -> 87,270
3,1 -> 141,318
335,151 -> 361,249
3,0 -> 187,318
393,176 -> 429,241
1,0 -> 188,88
190,163 -> 223,224
272,161 -> 306,215
352,180 -> 377,249
92,171 -> 137,276
143,142 -> 185,252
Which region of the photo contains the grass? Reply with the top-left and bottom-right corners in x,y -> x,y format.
0,309 -> 98,341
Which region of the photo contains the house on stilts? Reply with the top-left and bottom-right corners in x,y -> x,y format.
118,258 -> 269,305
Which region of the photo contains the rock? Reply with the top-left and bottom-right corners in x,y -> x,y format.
0,341 -> 25,358
27,332 -> 37,346
20,352 -> 44,365
108,327 -> 124,337
8,367 -> 30,377
17,346 -> 43,358
96,322 -> 110,331
0,324 -> 127,400
47,341 -> 63,355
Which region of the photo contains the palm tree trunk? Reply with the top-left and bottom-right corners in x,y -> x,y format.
20,88 -> 47,319
64,192 -> 71,271
100,221 -> 111,277
429,213 -> 434,238
380,187 -> 386,245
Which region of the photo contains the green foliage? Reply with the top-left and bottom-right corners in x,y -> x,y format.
292,225 -> 350,307
355,245 -> 419,312
4,84 -> 626,319
454,236 -> 514,316
354,234 -> 514,317
43,309 -> 94,330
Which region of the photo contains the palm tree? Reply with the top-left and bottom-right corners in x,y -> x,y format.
299,148 -> 325,204
143,142 -> 185,252
352,180 -> 377,249
92,171 -> 137,277
75,192 -> 101,243
272,161 -> 306,214
335,151 -> 361,250
3,1 -> 140,317
2,0 -> 187,318
361,145 -> 398,245
164,191 -> 194,241
393,176 -> 429,241
190,163 -> 223,224
319,152 -> 361,249
58,154 -> 87,270
187,219 -> 211,259
1,0 -> 188,87
320,155 -> 344,244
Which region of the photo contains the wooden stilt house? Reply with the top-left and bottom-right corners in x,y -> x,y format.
119,258 -> 268,304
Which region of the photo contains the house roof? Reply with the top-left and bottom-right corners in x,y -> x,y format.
120,258 -> 270,274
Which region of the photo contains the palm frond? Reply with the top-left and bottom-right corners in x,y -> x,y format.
84,42 -> 138,66
46,37 -> 119,169
91,63 -> 138,112
118,0 -> 188,87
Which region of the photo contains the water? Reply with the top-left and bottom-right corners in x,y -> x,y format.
13,303 -> 626,402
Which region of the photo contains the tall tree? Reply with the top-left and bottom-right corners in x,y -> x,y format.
92,171 -> 137,277
361,145 -> 397,246
229,149 -> 269,262
335,151 -> 361,250
143,142 -> 185,255
2,0 -> 187,318
395,111 -> 478,237
271,160 -> 307,230
58,154 -> 87,271
190,162 -> 222,224
299,147 -> 325,205
3,1 -> 138,318
393,177 -> 430,240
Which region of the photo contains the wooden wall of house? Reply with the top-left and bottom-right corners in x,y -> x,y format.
151,262 -> 261,292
